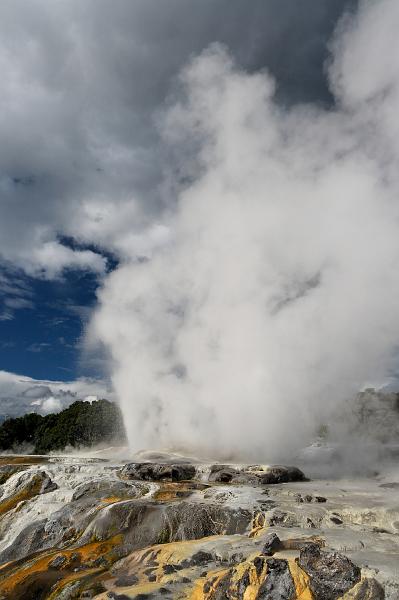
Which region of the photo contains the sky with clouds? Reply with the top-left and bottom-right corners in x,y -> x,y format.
0,0 -> 361,417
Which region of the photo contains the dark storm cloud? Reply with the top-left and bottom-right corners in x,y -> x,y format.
0,0 -> 355,278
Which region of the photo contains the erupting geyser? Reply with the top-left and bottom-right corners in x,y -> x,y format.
91,0 -> 399,460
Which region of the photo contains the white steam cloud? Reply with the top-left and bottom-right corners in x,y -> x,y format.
91,0 -> 399,461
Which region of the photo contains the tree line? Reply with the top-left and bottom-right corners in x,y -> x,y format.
0,399 -> 126,454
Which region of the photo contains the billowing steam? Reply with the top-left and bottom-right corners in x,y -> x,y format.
91,0 -> 399,460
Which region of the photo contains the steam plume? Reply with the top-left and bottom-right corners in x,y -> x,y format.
91,0 -> 399,460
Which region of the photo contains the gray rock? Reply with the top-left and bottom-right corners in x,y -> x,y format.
78,499 -> 252,552
295,493 -> 326,503
40,472 -> 58,493
298,543 -> 361,600
182,550 -> 214,567
261,532 -> 282,555
209,466 -> 238,483
114,575 -> 139,586
72,479 -> 145,501
119,463 -> 196,482
266,509 -> 298,527
260,465 -> 307,484
258,558 -> 296,599
209,465 -> 260,485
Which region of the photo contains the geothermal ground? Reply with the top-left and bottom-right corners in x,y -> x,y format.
0,452 -> 397,599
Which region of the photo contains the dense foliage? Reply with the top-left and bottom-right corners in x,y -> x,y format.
0,399 -> 126,454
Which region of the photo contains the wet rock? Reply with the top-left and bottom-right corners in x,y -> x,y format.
298,542 -> 361,600
119,463 -> 196,482
258,558 -> 296,599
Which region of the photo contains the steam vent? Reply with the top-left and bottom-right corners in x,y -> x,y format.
0,453 -> 396,599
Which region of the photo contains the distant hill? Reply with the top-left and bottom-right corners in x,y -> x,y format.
0,399 -> 126,454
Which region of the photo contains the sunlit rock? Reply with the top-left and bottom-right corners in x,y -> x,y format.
298,543 -> 361,599
0,455 -> 395,599
340,577 -> 385,599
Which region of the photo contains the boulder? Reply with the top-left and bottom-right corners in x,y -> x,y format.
298,543 -> 361,600
260,466 -> 307,484
261,532 -> 282,555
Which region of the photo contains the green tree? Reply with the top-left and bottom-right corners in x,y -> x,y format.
0,400 -> 126,454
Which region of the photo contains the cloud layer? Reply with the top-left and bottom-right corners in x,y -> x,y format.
91,0 -> 399,460
0,370 -> 113,418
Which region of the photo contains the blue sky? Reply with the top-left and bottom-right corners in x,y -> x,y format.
0,230 -> 119,381
0,266 -> 99,380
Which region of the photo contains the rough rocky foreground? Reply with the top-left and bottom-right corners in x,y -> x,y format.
0,455 -> 397,599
